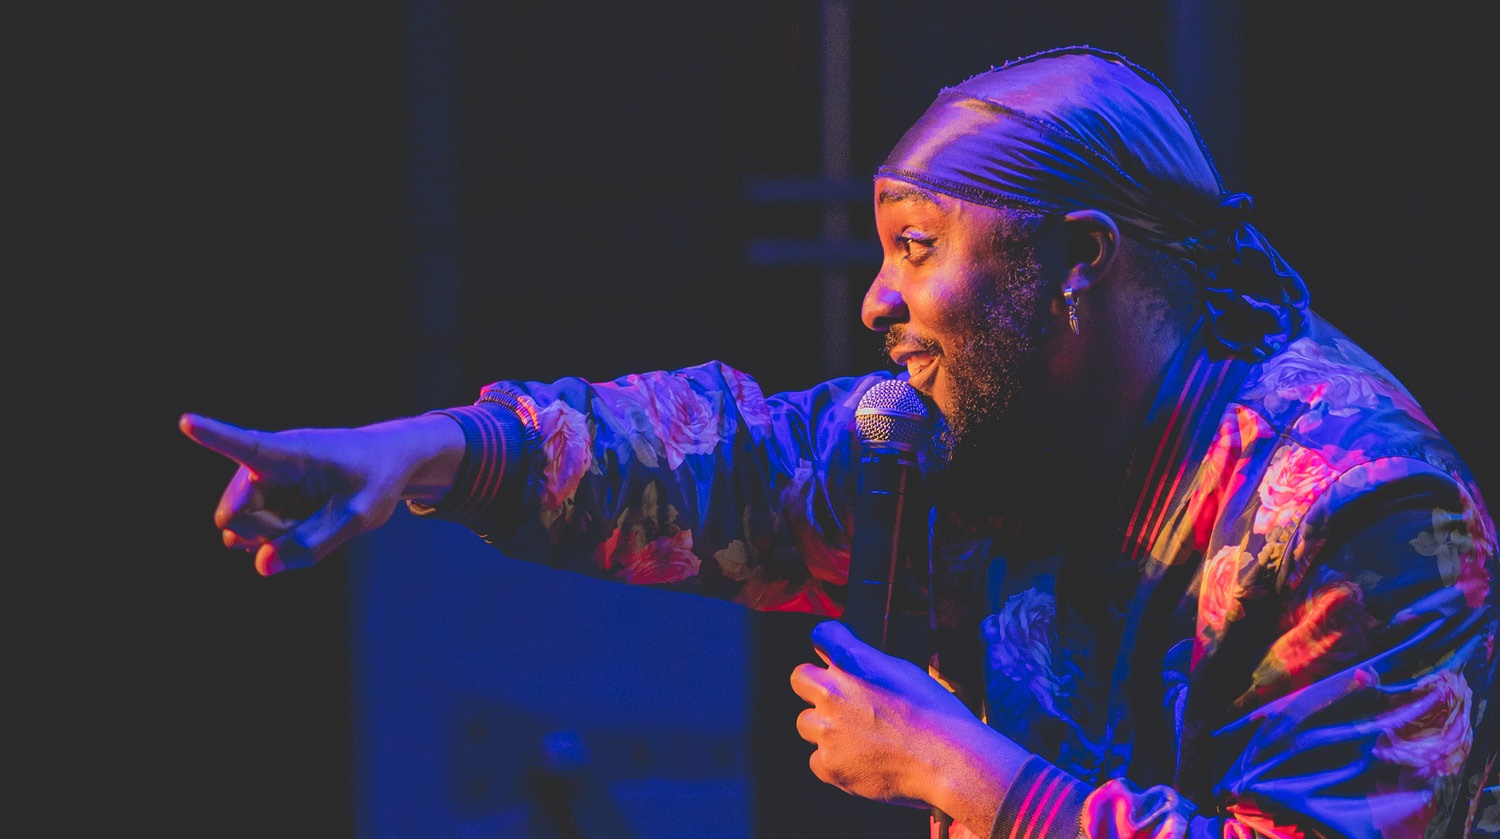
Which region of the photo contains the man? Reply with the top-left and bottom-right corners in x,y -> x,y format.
182,47 -> 1499,838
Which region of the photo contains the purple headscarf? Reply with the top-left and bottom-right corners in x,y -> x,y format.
877,46 -> 1309,360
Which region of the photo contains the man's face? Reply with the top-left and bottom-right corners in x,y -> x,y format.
863,177 -> 1058,464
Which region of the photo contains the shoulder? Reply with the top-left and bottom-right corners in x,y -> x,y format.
1236,313 -> 1466,479
1210,314 -> 1494,591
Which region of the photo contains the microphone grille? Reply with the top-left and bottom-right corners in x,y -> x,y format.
855,379 -> 931,449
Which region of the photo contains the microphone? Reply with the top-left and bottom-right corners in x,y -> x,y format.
846,379 -> 953,838
843,379 -> 930,650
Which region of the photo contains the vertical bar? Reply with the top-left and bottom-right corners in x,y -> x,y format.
352,1 -> 462,836
401,0 -> 463,409
820,0 -> 852,378
1165,0 -> 1246,188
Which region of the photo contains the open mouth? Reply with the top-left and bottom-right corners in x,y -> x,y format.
905,353 -> 939,393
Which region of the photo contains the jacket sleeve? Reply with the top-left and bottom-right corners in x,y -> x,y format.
987,456 -> 1499,839
407,360 -> 900,614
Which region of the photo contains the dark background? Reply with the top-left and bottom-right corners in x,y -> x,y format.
11,1 -> 1497,836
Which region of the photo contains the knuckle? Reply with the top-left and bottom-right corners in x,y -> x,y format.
795,708 -> 819,737
807,752 -> 830,783
789,663 -> 811,687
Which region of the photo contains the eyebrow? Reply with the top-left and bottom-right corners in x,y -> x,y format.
877,185 -> 940,205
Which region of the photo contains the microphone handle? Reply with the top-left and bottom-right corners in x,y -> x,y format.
844,446 -> 954,839
843,447 -> 912,648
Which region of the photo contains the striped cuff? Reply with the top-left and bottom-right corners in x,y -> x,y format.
405,390 -> 537,540
989,756 -> 1089,839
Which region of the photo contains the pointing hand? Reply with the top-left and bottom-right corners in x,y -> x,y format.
178,413 -> 446,575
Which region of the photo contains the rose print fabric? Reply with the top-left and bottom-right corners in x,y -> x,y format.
412,316 -> 1498,839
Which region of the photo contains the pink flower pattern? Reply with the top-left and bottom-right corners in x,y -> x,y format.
616,529 -> 701,585
1246,338 -> 1383,419
1254,443 -> 1339,538
1181,407 -> 1272,552
1246,578 -> 1375,703
592,480 -> 701,584
777,460 -> 850,584
1196,544 -> 1248,661
723,366 -> 772,443
536,399 -> 595,528
1373,669 -> 1474,781
592,372 -> 720,469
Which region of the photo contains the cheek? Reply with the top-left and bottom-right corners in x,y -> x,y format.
909,275 -> 984,338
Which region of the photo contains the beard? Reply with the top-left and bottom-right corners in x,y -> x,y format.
885,247 -> 1060,527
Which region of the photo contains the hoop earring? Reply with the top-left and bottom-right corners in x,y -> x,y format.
1063,288 -> 1080,335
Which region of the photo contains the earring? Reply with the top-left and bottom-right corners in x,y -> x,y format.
1063,288 -> 1080,335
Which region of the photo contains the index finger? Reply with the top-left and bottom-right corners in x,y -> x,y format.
178,413 -> 272,469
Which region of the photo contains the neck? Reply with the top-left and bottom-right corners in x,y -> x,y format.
1047,296 -> 1193,520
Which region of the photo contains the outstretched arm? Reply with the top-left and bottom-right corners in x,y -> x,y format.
182,361 -> 901,609
178,412 -> 465,575
400,362 -> 902,611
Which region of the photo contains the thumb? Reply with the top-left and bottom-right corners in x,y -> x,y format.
256,488 -> 392,575
811,619 -> 874,678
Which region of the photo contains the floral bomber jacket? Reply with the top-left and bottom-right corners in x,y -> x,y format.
414,313 -> 1499,839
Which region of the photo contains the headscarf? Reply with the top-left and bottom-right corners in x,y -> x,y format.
876,46 -> 1308,360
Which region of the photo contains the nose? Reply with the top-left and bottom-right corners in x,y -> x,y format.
861,266 -> 907,332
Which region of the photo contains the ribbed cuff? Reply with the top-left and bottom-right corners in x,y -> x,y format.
405,390 -> 536,540
989,756 -> 1089,839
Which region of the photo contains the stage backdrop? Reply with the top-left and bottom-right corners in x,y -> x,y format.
17,1 -> 1494,836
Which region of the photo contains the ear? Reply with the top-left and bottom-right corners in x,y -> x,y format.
1057,209 -> 1119,299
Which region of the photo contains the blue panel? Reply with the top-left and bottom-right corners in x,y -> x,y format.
349,506 -> 751,838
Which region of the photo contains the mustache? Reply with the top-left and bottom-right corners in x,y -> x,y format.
883,324 -> 944,359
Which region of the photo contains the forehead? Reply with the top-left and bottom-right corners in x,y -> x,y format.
872,179 -> 959,229
874,179 -> 947,209
873,177 -> 1000,234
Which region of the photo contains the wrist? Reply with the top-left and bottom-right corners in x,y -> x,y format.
923,718 -> 1030,832
365,414 -> 466,505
